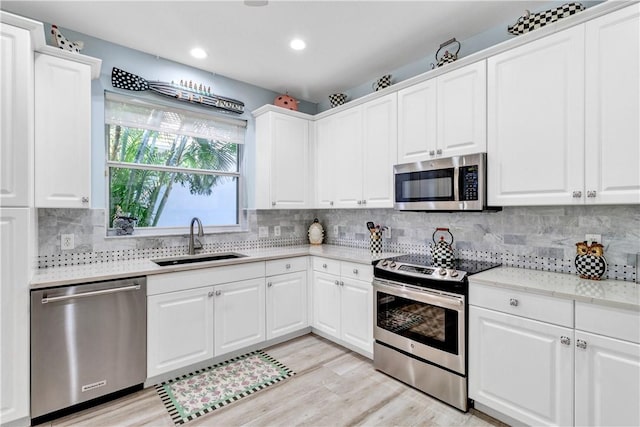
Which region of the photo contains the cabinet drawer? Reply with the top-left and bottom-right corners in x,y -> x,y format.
312,257 -> 341,275
266,256 -> 307,276
147,262 -> 265,295
469,282 -> 573,327
341,261 -> 373,283
576,302 -> 640,344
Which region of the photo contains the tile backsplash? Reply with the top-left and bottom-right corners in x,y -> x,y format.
38,205 -> 639,281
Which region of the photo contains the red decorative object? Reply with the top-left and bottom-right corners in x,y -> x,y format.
274,93 -> 298,111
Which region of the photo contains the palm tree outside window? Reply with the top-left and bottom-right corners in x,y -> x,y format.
105,92 -> 246,234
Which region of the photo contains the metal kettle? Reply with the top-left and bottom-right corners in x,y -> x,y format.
432,227 -> 455,267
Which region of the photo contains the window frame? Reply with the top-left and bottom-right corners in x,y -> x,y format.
104,92 -> 247,237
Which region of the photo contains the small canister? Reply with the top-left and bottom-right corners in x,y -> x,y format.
370,230 -> 382,254
308,218 -> 324,245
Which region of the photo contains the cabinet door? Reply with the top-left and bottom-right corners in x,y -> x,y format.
266,271 -> 308,339
214,278 -> 265,356
332,108 -> 364,208
34,53 -> 91,208
469,306 -> 573,426
437,61 -> 486,157
487,26 -> 585,206
340,277 -> 373,355
397,79 -> 437,163
575,331 -> 640,427
312,271 -> 341,338
0,25 -> 32,207
362,93 -> 396,208
147,287 -> 214,378
271,114 -> 310,208
0,208 -> 30,423
315,116 -> 335,208
585,4 -> 640,205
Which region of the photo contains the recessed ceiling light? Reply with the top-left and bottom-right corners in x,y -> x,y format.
290,39 -> 306,51
190,47 -> 207,59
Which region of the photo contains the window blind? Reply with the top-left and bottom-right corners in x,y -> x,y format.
105,92 -> 246,145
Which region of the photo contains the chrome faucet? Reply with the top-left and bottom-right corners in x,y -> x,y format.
188,217 -> 204,255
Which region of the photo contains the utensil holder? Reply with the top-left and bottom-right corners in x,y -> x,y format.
370,231 -> 382,254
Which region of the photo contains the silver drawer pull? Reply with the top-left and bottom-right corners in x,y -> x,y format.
509,298 -> 519,307
572,191 -> 582,198
334,280 -> 340,286
560,336 -> 571,346
322,263 -> 328,269
208,291 -> 215,297
340,281 -> 344,286
576,339 -> 588,349
353,268 -> 358,274
267,282 -> 272,287
285,263 -> 291,269
42,284 -> 140,304
215,290 -> 222,296
587,190 -> 597,198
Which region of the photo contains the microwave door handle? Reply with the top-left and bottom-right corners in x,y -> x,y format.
453,166 -> 460,201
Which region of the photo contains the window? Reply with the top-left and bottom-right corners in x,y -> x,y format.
105,93 -> 246,234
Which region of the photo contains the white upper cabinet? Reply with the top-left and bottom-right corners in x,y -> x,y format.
0,23 -> 33,207
361,93 -> 397,208
397,61 -> 486,164
315,93 -> 396,208
254,109 -> 312,209
487,25 -> 585,206
584,4 -> 640,205
34,51 -> 98,208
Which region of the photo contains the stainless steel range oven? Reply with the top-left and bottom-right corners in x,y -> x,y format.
373,255 -> 500,411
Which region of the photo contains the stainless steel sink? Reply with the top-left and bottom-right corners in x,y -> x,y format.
152,252 -> 247,266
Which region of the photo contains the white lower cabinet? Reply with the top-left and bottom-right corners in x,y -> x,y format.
470,281 -> 640,427
147,286 -> 215,378
469,306 -> 574,426
311,257 -> 373,356
214,278 -> 266,356
266,270 -> 308,339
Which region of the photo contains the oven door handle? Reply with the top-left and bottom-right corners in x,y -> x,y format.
374,280 -> 464,311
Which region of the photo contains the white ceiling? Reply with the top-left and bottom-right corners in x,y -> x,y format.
2,0 -> 546,103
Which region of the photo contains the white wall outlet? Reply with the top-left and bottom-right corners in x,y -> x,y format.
585,234 -> 602,244
384,227 -> 391,239
274,226 -> 281,237
61,234 -> 74,250
333,225 -> 339,235
258,226 -> 268,238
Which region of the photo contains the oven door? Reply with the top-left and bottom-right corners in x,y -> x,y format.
373,279 -> 466,374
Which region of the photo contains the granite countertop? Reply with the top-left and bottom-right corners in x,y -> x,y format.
30,245 -> 400,289
470,266 -> 640,311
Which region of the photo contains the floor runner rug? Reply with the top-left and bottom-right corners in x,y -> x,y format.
156,350 -> 295,425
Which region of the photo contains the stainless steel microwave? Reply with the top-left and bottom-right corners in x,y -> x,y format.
394,153 -> 487,211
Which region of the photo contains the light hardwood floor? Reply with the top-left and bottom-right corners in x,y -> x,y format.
36,334 -> 503,426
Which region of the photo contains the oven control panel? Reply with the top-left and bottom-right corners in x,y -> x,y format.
376,259 -> 467,283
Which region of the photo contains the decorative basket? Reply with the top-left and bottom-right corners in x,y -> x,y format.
508,2 -> 585,35
329,93 -> 347,108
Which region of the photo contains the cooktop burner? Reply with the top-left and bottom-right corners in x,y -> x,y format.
374,254 -> 501,294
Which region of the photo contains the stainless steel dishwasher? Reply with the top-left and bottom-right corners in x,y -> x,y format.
31,277 -> 146,420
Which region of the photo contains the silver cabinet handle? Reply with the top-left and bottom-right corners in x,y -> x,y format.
215,290 -> 222,296
329,201 -> 334,206
362,200 -> 367,205
285,263 -> 291,269
353,268 -> 358,274
42,284 -> 140,304
322,263 -> 328,269
560,336 -> 571,346
81,196 -> 89,203
587,190 -> 597,198
572,191 -> 582,198
340,281 -> 344,286
429,150 -> 435,156
509,298 -> 519,307
267,282 -> 272,287
272,201 -> 276,206
576,339 -> 588,349
436,149 -> 442,155
334,280 -> 340,286
208,291 -> 215,297
357,200 -> 362,205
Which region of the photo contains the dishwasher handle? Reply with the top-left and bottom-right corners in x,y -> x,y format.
41,284 -> 141,304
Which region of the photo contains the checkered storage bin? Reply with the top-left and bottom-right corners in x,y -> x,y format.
508,2 -> 585,35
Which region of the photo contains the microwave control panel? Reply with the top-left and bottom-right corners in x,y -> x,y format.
460,165 -> 479,201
